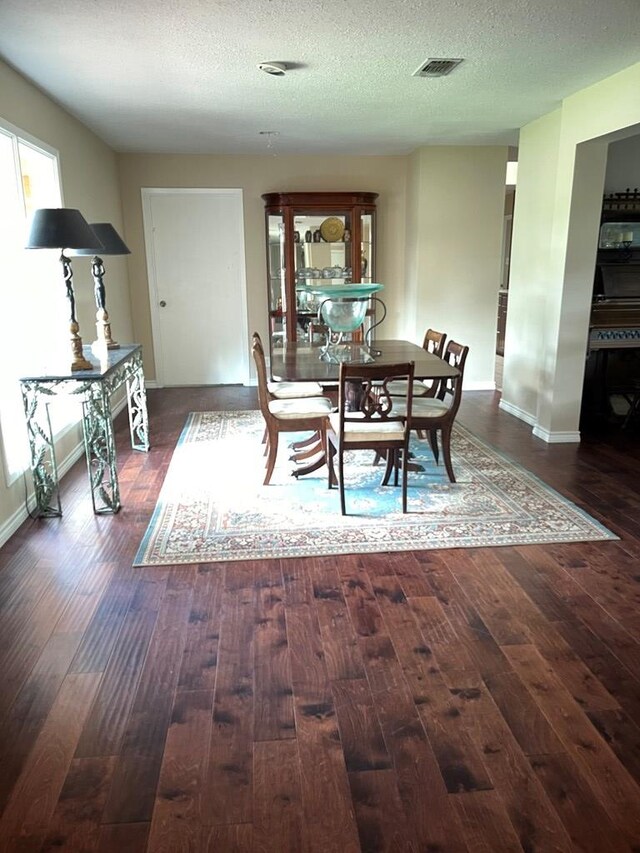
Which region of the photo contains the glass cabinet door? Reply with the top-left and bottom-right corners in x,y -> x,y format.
267,213 -> 285,346
293,212 -> 352,342
360,211 -> 374,284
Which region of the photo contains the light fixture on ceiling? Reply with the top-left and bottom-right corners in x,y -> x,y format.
259,130 -> 280,155
258,61 -> 287,76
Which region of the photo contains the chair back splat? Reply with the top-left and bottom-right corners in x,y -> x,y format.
437,341 -> 468,413
252,334 -> 274,417
422,327 -> 447,358
326,361 -> 415,515
421,328 -> 447,397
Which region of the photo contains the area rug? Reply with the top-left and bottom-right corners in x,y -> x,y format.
133,410 -> 617,566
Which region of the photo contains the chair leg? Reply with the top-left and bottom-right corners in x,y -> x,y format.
401,446 -> 409,513
264,432 -> 278,485
381,450 -> 394,485
327,438 -> 336,489
289,440 -> 322,462
261,425 -> 267,445
289,431 -> 319,451
428,429 -> 439,463
440,426 -> 456,483
338,448 -> 346,515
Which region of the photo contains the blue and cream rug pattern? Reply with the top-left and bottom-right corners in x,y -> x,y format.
133,410 -> 617,565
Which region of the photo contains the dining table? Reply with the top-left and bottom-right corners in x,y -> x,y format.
270,338 -> 460,383
269,339 -> 460,478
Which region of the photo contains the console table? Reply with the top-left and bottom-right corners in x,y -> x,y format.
20,344 -> 149,517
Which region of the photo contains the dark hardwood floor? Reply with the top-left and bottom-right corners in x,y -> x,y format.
0,386 -> 639,852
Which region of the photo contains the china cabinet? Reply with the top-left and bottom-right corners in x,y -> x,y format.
262,191 -> 378,351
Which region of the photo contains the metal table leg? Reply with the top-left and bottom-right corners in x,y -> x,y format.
82,382 -> 120,513
127,357 -> 150,451
21,381 -> 62,517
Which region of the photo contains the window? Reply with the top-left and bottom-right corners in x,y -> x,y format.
0,119 -> 74,484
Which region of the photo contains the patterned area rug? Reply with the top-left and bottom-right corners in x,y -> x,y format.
133,410 -> 617,565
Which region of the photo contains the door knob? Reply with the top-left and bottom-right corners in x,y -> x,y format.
159,300 -> 167,307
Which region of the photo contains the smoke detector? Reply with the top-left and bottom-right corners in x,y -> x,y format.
258,61 -> 287,76
413,58 -> 463,78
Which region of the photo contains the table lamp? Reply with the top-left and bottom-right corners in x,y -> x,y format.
26,208 -> 104,371
73,222 -> 131,350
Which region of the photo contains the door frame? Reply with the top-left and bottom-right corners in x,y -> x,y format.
141,187 -> 250,387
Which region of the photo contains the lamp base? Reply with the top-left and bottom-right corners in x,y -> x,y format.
70,322 -> 94,371
95,309 -> 120,349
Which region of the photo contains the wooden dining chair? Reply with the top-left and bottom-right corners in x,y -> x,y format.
370,328 -> 448,466
386,328 -> 447,398
252,331 -> 327,459
252,332 -> 324,399
391,341 -> 468,483
252,336 -> 333,484
326,361 -> 415,514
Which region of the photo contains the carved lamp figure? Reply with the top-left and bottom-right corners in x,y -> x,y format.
26,208 -> 103,371
73,222 -> 131,350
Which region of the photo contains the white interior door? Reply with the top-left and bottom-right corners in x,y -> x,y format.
142,188 -> 249,386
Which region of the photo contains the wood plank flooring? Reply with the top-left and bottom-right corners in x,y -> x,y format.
0,385 -> 639,852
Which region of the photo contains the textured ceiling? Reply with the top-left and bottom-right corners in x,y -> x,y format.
0,0 -> 638,155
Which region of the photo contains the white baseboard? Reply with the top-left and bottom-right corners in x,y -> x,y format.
145,379 -> 160,389
0,396 -> 130,549
499,398 -> 538,427
499,399 -> 580,443
532,425 -> 581,444
0,496 -> 40,549
465,381 -> 496,391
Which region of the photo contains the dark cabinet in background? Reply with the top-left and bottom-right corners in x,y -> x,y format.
496,291 -> 508,356
262,191 -> 378,353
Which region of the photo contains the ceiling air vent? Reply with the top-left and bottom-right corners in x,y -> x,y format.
413,58 -> 463,78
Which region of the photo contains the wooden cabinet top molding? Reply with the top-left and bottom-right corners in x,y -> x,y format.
262,191 -> 378,209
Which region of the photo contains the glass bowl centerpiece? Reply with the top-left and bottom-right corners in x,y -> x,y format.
297,282 -> 385,362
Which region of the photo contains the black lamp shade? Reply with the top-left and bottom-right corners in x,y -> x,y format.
73,223 -> 131,256
25,208 -> 104,251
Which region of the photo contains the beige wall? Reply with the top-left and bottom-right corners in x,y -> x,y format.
503,61 -> 640,439
404,151 -> 422,343
501,109 -> 562,422
405,146 -> 508,387
0,62 -> 131,347
0,60 -> 128,535
117,154 -> 408,382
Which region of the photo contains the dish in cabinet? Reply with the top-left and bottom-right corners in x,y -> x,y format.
319,216 -> 345,242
